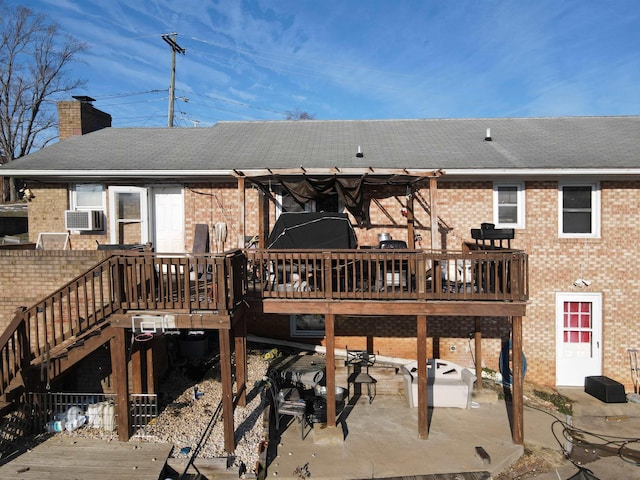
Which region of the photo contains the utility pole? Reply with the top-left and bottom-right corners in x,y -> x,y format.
161,33 -> 186,128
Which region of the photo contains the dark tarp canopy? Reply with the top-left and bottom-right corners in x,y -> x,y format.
277,176 -> 368,226
267,212 -> 358,249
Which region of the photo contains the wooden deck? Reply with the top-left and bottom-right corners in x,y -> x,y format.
0,436 -> 172,479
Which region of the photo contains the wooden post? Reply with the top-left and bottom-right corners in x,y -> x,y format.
429,176 -> 439,250
234,315 -> 247,407
258,188 -> 269,249
407,188 -> 415,249
146,339 -> 156,394
238,177 -> 246,249
511,316 -> 524,445
219,329 -> 235,452
325,313 -> 336,427
110,328 -> 130,442
130,343 -> 143,394
417,314 -> 428,439
474,318 -> 483,390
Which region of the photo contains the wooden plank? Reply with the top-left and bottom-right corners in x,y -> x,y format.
0,437 -> 172,479
219,329 -> 235,453
474,320 -> 483,390
111,327 -> 130,441
325,313 -> 336,426
262,299 -> 527,317
417,315 -> 428,439
234,313 -> 247,407
511,315 -> 524,445
109,313 -> 232,330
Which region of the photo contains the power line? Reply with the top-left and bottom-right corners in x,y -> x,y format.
174,88 -> 286,116
93,89 -> 167,101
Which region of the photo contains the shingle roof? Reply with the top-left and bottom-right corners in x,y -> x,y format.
2,116 -> 639,178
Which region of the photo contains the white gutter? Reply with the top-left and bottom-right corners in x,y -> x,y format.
0,169 -> 234,177
443,168 -> 640,176
5,167 -> 640,178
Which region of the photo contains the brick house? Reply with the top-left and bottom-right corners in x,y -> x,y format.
2,101 -> 639,397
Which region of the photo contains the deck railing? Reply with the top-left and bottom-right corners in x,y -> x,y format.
0,250 -> 244,400
1,247 -> 526,401
246,249 -> 528,302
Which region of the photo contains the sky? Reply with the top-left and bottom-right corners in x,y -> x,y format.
7,0 -> 640,128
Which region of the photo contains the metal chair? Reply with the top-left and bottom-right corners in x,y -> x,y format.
345,348 -> 377,404
267,370 -> 309,439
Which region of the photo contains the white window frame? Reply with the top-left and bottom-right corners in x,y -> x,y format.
558,182 -> 601,238
70,184 -> 106,212
493,182 -> 525,229
108,186 -> 149,244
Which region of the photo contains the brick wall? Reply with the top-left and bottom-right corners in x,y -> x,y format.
0,250 -> 108,332
16,177 -> 640,389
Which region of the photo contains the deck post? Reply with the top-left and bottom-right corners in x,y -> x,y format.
512,316 -> 524,445
417,314 -> 428,439
429,176 -> 439,250
234,314 -> 247,407
130,342 -> 143,394
237,176 -> 246,249
146,339 -> 156,394
325,313 -> 336,427
407,187 -> 415,249
258,188 -> 269,248
110,327 -> 131,441
474,318 -> 483,390
219,329 -> 235,452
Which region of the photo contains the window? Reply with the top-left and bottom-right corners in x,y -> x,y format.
558,183 -> 600,238
71,184 -> 105,211
275,189 -> 342,217
562,301 -> 592,344
290,313 -> 325,338
493,182 -> 525,228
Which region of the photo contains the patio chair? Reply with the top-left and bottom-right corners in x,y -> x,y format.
345,348 -> 377,404
267,370 -> 309,439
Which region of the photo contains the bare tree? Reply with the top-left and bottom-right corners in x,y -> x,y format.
285,107 -> 316,120
0,2 -> 86,199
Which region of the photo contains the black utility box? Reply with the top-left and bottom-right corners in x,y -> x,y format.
584,376 -> 627,403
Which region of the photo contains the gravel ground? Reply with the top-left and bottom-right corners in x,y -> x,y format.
8,346 -> 275,477
141,350 -> 271,471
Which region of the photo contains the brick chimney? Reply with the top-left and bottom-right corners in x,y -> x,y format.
57,96 -> 112,141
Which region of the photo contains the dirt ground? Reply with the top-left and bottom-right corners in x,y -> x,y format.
489,380 -> 576,480
494,444 -> 569,479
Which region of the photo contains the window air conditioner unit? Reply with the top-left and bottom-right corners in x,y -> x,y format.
64,210 -> 104,231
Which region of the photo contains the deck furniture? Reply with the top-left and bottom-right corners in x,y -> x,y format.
345,348 -> 377,404
401,359 -> 476,409
267,370 -> 309,439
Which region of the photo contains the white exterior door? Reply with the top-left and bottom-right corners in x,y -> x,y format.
151,186 -> 185,253
109,186 -> 148,245
556,292 -> 602,386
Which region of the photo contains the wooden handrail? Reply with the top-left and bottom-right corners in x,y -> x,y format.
246,249 -> 528,302
0,248 -> 526,400
0,251 -> 244,399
